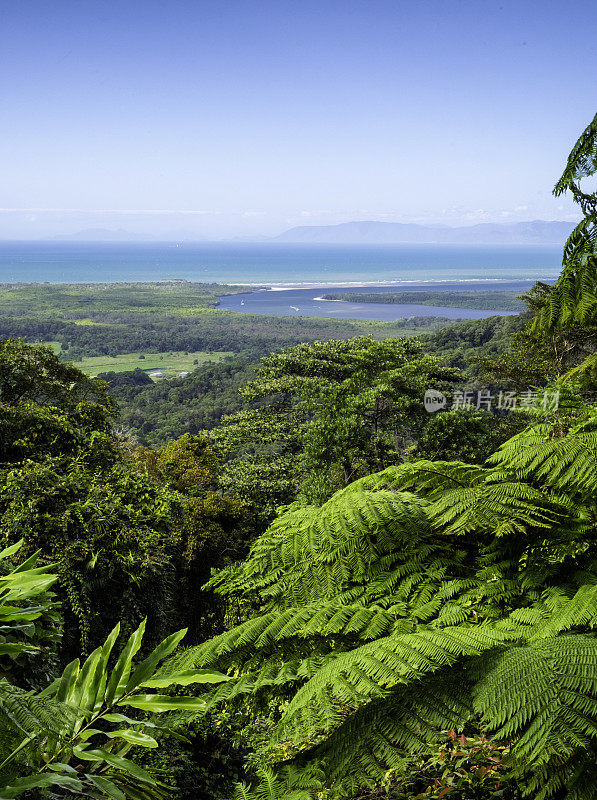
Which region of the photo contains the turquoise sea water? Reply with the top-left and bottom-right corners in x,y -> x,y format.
0,241 -> 562,285
0,241 -> 561,321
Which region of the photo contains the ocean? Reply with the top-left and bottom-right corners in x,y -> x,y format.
0,241 -> 562,285
0,241 -> 562,321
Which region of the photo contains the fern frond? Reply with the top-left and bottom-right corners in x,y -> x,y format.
175,601 -> 402,673
230,766 -> 323,800
317,674 -> 471,790
529,583 -> 597,639
362,461 -> 492,498
522,755 -> 597,800
274,626 -> 508,748
554,112 -> 597,195
427,480 -> 572,536
488,422 -> 597,497
473,635 -> 597,764
208,481 -> 431,608
0,680 -> 77,739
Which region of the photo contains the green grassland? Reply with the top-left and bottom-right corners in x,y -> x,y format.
71,349 -> 235,378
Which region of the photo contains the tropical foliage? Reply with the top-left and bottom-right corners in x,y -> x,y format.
174,398 -> 597,799
2,112 -> 597,800
170,114 -> 597,799
0,339 -> 179,657
0,538 -> 228,798
133,434 -> 255,640
213,337 -> 462,504
0,544 -> 228,800
0,539 -> 60,686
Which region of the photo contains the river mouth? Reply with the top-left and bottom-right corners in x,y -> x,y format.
217,280 -> 537,321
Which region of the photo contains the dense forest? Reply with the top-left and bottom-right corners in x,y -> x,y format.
101,314 -> 520,446
320,290 -> 526,311
1,115 -> 597,800
0,282 -> 452,363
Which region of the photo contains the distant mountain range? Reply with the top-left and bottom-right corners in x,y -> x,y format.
273,220 -> 576,245
47,220 -> 576,245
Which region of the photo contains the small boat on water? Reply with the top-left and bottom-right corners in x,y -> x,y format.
290,305 -> 299,311
240,300 -> 245,305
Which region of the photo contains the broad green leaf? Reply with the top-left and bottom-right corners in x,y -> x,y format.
6,563 -> 55,578
73,743 -> 90,757
0,573 -> 57,599
0,644 -> 35,656
118,695 -> 207,712
0,540 -> 24,562
78,728 -> 104,741
70,645 -> 103,713
0,624 -> 34,633
55,658 -> 80,704
103,712 -> 156,727
0,605 -> 48,622
8,551 -> 44,575
140,668 -> 230,688
74,748 -> 156,784
125,628 -> 187,693
86,775 -> 126,800
88,624 -> 120,714
46,763 -> 78,774
0,773 -> 83,799
106,729 -> 158,748
105,619 -> 146,706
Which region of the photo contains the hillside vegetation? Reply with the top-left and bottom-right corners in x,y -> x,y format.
1,114 -> 597,800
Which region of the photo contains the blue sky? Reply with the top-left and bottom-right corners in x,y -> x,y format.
1,0 -> 596,238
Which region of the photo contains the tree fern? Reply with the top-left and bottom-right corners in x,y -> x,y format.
534,112 -> 597,334
273,626 -> 509,749
473,636 -> 597,763
317,675 -> 472,790
176,403 -> 597,799
206,479 -> 441,609
195,115 -> 597,800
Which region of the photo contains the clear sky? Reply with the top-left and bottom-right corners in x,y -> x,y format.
1,0 -> 596,239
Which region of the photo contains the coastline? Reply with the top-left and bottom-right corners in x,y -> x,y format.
217,283 -> 524,321
249,276 -> 557,290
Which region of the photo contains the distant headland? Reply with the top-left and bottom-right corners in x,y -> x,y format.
32,219 -> 577,245
272,220 -> 575,245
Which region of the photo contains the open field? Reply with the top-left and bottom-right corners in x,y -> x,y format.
71,350 -> 235,379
